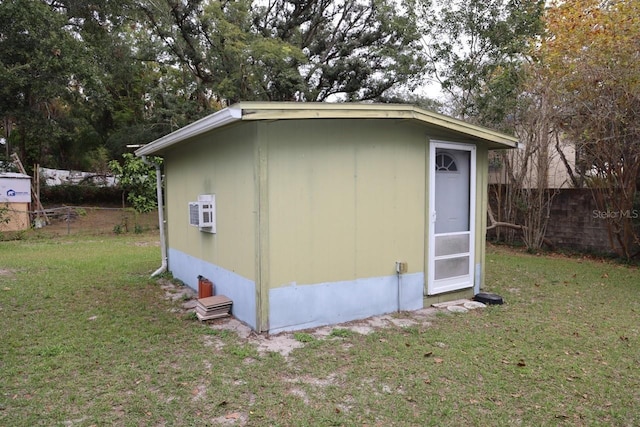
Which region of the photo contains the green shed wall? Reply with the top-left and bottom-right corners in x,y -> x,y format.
262,119 -> 427,288
163,123 -> 259,328
164,123 -> 257,278
158,117 -> 495,332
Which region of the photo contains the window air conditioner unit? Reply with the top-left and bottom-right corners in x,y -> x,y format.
189,194 -> 216,233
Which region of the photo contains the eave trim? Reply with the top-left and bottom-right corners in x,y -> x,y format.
134,107 -> 242,156
135,102 -> 518,156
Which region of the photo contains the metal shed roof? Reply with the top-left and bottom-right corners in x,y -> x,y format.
135,102 -> 518,157
0,172 -> 31,179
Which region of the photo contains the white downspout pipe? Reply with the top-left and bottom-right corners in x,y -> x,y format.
142,156 -> 167,277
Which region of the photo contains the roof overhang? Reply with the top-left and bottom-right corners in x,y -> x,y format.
135,107 -> 242,156
135,102 -> 518,157
0,172 -> 31,179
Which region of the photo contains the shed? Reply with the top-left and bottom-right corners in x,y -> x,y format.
0,172 -> 31,232
136,102 -> 518,333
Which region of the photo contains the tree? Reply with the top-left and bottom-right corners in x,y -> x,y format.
254,0 -> 425,102
489,66 -> 559,251
537,0 -> 640,259
138,0 -> 424,105
0,0 -> 184,171
419,0 -> 544,128
137,0 -> 281,106
0,0 -> 86,170
377,89 -> 444,112
52,0 -> 177,163
109,153 -> 161,213
1,0 -> 426,172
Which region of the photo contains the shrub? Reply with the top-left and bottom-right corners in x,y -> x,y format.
40,184 -> 123,205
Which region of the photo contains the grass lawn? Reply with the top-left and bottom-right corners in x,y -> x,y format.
1,234 -> 638,426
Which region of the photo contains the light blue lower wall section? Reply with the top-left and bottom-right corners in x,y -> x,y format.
268,272 -> 424,334
168,248 -> 257,329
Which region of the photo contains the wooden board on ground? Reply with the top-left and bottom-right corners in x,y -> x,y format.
196,295 -> 232,321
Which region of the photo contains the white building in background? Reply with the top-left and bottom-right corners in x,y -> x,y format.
39,167 -> 117,187
489,141 -> 577,189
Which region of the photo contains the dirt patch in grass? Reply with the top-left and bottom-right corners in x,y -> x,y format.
0,268 -> 16,277
2,206 -> 158,239
158,272 -> 483,361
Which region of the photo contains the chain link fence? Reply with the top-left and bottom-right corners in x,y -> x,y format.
3,206 -> 159,238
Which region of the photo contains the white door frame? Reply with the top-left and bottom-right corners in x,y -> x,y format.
428,141 -> 476,295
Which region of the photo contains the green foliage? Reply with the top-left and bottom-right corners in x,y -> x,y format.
226,344 -> 258,359
39,184 -> 121,205
535,0 -> 640,259
37,344 -> 66,358
0,203 -> 10,226
419,0 -> 544,127
1,0 -> 427,171
85,146 -> 112,174
255,0 -> 426,101
139,0 -> 424,104
376,88 -> 444,112
0,203 -> 11,240
293,332 -> 316,343
0,0 -> 88,169
0,0 -> 173,170
109,153 -> 162,214
329,328 -> 353,338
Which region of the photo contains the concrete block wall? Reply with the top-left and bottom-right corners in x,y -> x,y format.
489,186 -> 626,254
544,189 -> 613,253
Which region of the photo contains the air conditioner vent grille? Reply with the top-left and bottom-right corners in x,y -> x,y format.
188,202 -> 200,226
